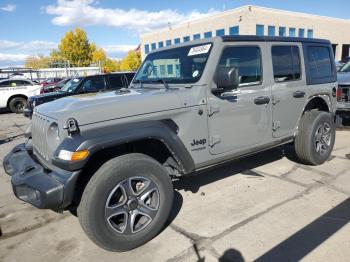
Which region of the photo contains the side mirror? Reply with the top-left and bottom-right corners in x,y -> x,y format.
214,66 -> 239,90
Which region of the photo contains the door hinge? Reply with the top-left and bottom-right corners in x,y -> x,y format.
208,106 -> 220,116
273,121 -> 281,131
272,95 -> 281,105
209,135 -> 221,147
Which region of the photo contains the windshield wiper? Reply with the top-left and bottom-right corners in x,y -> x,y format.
147,79 -> 170,90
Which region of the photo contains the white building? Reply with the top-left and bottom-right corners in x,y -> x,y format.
140,5 -> 350,61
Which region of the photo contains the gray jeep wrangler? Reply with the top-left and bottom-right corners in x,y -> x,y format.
3,36 -> 337,251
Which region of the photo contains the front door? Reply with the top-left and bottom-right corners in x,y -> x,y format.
268,44 -> 307,138
207,44 -> 271,155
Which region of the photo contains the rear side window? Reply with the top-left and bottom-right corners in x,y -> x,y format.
109,75 -> 124,89
218,46 -> 262,86
272,46 -> 301,82
83,76 -> 106,92
304,45 -> 336,85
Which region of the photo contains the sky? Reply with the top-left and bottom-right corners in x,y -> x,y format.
0,0 -> 350,67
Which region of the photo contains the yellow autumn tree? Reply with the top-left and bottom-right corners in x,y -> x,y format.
91,43 -> 107,63
103,58 -> 121,73
57,27 -> 92,67
25,55 -> 51,69
119,50 -> 141,71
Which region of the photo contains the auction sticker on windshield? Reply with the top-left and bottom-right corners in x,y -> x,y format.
188,44 -> 212,56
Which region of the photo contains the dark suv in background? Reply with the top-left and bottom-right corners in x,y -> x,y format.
24,72 -> 135,117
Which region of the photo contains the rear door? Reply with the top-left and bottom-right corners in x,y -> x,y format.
269,43 -> 307,138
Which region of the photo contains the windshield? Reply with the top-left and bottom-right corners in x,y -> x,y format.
134,43 -> 212,85
340,61 -> 350,73
60,77 -> 82,92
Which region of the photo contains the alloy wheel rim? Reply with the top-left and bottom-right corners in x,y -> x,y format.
105,176 -> 160,235
15,102 -> 24,111
314,122 -> 331,156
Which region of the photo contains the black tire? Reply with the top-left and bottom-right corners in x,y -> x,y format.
294,110 -> 335,165
77,153 -> 174,252
8,97 -> 27,114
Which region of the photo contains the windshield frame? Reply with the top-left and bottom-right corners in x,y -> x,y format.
134,42 -> 213,85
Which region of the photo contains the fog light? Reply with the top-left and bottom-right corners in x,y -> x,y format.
58,149 -> 89,161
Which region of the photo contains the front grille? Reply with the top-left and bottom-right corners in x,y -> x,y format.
32,113 -> 51,162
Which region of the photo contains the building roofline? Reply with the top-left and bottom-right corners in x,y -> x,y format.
249,5 -> 350,23
141,5 -> 350,38
221,35 -> 331,44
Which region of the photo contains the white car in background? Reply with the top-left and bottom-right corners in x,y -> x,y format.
0,79 -> 41,113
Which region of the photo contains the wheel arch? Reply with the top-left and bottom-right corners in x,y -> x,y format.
62,120 -> 194,211
302,95 -> 331,113
55,120 -> 194,174
294,95 -> 333,136
82,120 -> 194,173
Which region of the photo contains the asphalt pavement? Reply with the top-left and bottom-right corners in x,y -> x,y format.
0,112 -> 349,262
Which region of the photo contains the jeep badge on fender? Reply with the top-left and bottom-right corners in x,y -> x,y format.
191,138 -> 207,147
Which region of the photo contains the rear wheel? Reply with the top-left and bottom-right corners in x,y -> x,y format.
8,97 -> 27,113
77,153 -> 173,251
294,110 -> 335,165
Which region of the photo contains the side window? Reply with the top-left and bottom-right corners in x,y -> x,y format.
124,73 -> 134,85
83,76 -> 106,92
109,75 -> 124,89
15,80 -> 29,86
0,80 -> 10,87
217,46 -> 262,86
306,46 -> 334,83
9,80 -> 20,87
21,80 -> 32,86
272,46 -> 301,82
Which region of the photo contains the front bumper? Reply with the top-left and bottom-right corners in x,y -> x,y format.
337,101 -> 350,111
3,143 -> 80,210
23,108 -> 33,118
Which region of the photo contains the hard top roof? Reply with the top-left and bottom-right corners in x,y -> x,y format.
221,35 -> 331,44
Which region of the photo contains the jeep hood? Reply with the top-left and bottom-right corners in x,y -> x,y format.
35,88 -> 183,125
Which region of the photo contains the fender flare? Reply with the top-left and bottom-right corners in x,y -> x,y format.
52,120 -> 195,174
294,94 -> 333,135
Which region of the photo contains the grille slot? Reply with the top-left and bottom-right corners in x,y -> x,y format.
32,113 -> 51,162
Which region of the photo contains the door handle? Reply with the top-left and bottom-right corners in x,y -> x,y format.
254,96 -> 270,105
293,91 -> 305,98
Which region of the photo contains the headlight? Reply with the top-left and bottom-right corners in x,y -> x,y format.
58,149 -> 89,161
47,122 -> 60,141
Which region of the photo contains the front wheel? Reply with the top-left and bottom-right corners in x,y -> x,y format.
8,97 -> 27,114
77,153 -> 174,251
294,110 -> 335,165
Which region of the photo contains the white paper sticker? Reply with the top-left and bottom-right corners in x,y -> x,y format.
188,44 -> 211,56
192,70 -> 199,77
